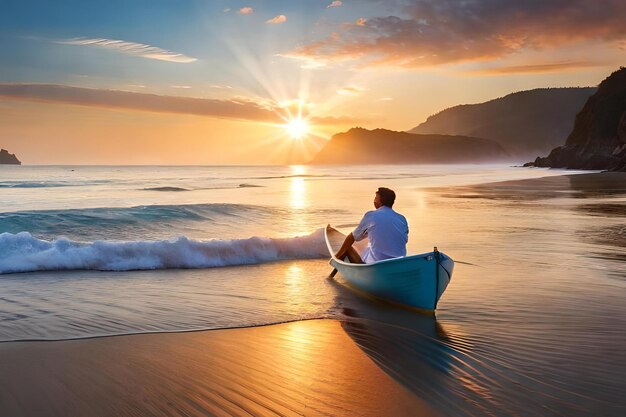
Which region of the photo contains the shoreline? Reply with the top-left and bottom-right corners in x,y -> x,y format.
0,316 -> 328,345
0,318 -> 439,417
430,171 -> 626,197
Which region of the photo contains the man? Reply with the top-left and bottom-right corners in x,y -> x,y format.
335,187 -> 409,264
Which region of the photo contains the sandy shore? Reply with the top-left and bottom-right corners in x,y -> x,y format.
0,319 -> 438,417
442,171 -> 626,200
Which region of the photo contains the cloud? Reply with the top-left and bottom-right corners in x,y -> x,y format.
288,0 -> 626,68
171,85 -> 192,89
223,8 -> 231,13
355,18 -> 367,26
0,84 -> 277,122
238,7 -> 254,15
336,86 -> 367,96
0,84 -> 362,125
266,15 -> 287,24
56,38 -> 197,63
310,115 -> 365,125
327,1 -> 343,8
468,61 -> 604,75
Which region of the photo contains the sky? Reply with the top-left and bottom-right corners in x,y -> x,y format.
0,0 -> 624,164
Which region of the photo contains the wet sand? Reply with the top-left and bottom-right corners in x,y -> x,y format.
0,319 -> 438,417
436,171 -> 626,201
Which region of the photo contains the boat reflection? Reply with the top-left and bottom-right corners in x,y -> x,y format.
328,275 -> 494,417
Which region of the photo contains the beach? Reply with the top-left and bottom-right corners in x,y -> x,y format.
1,165 -> 625,416
0,319 -> 437,417
4,0 -> 625,414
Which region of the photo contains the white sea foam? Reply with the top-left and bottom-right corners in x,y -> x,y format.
0,230 -> 328,274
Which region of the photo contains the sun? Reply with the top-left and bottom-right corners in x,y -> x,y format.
284,116 -> 310,140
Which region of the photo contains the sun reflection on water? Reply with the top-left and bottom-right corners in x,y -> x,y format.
288,164 -> 307,209
290,177 -> 306,208
284,263 -> 307,314
287,166 -> 311,234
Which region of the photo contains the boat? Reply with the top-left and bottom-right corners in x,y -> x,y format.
324,225 -> 454,313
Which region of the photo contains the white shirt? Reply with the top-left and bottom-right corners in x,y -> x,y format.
352,206 -> 409,263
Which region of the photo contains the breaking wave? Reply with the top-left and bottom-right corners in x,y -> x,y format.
0,229 -> 328,274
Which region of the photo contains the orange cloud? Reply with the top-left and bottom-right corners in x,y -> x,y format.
310,115 -> 366,125
468,61 -> 605,75
238,7 -> 254,15
0,84 -> 278,122
288,0 -> 626,68
266,15 -> 287,24
0,84 -> 363,126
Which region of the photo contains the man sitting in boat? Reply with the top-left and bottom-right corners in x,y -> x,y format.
335,187 -> 409,264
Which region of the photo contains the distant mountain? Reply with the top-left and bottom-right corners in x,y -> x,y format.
0,149 -> 21,165
409,87 -> 596,159
309,128 -> 509,164
530,68 -> 626,171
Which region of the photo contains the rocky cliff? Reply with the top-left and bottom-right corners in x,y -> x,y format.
0,149 -> 21,165
531,68 -> 626,171
310,128 -> 509,164
409,87 -> 595,159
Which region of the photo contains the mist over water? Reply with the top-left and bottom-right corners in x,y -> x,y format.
1,165 -> 625,416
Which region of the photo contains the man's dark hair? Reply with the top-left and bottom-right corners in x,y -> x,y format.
377,187 -> 396,207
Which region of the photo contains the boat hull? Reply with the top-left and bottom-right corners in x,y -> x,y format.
325,226 -> 453,312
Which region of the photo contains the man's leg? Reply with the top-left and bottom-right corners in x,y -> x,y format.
344,247 -> 364,264
333,231 -> 364,264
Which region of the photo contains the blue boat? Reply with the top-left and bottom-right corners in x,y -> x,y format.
325,225 -> 454,313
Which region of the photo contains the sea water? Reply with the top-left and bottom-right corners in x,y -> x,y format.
1,164 -> 624,416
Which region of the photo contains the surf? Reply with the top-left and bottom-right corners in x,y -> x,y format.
0,229 -> 328,274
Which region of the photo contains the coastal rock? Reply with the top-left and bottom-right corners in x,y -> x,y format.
309,127 -> 509,164
0,149 -> 21,165
531,68 -> 626,172
618,111 -> 626,143
409,87 -> 595,159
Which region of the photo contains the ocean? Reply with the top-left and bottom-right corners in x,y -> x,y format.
1,164 -> 625,416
